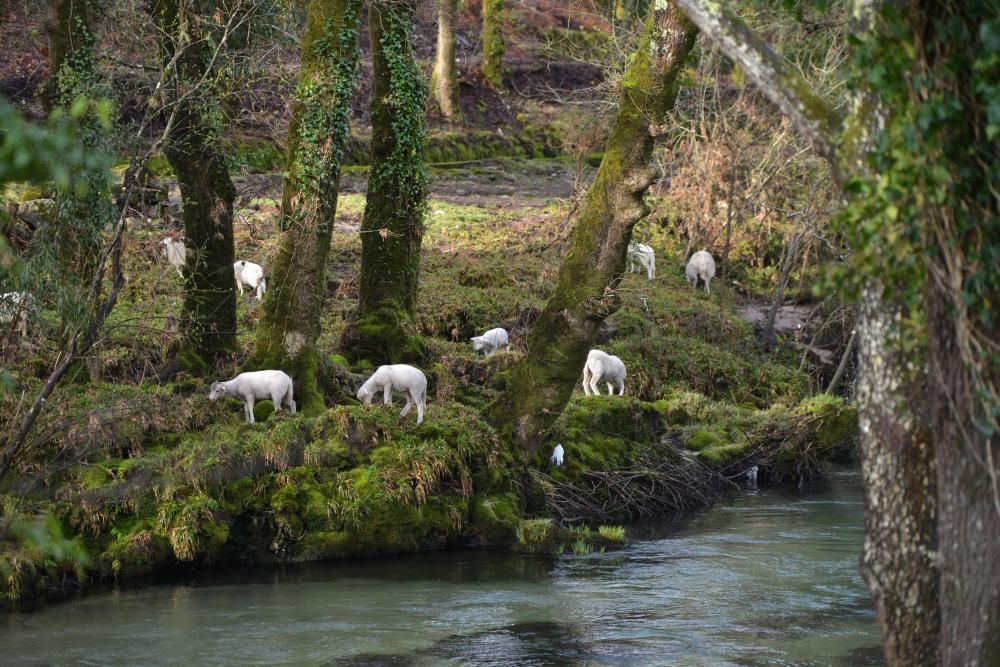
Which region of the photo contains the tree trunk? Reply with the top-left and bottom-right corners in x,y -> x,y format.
431,0 -> 461,121
155,0 -> 237,370
44,0 -> 91,110
248,0 -> 363,412
856,288 -> 940,664
481,0 -> 504,88
487,3 -> 697,451
342,0 -> 428,364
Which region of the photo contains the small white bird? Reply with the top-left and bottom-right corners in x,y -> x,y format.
746,465 -> 759,487
551,443 -> 564,466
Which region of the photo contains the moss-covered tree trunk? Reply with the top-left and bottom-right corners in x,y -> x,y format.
155,0 -> 237,371
44,0 -> 91,110
431,0 -> 461,120
342,0 -> 428,364
248,0 -> 363,412
486,4 -> 696,450
481,0 -> 505,88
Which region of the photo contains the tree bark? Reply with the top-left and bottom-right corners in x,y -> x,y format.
856,287 -> 939,664
44,0 -> 91,110
342,0 -> 428,364
431,0 -> 461,121
487,3 -> 697,451
155,0 -> 237,370
481,0 -> 505,88
248,0 -> 363,412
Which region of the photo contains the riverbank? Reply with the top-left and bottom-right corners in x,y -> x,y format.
1,468 -> 881,665
0,158 -> 856,610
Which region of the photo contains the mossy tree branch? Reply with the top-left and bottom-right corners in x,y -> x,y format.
248,0 -> 363,412
671,0 -> 841,167
486,1 -> 697,451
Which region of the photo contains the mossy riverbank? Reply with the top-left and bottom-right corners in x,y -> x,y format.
1,158 -> 856,609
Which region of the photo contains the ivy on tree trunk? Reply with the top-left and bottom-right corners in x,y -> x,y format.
486,2 -> 697,450
248,0 -> 363,413
155,0 -> 237,371
341,0 -> 428,364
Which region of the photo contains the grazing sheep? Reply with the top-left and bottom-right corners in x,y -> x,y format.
470,327 -> 509,356
582,349 -> 626,396
357,364 -> 428,424
0,292 -> 37,338
160,238 -> 186,278
233,260 -> 267,301
551,443 -> 564,466
208,370 -> 296,424
685,250 -> 716,294
627,241 -> 656,280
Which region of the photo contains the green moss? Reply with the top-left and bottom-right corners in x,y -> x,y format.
696,442 -> 749,465
471,493 -> 522,544
686,428 -> 728,450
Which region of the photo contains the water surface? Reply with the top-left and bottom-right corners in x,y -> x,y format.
1,468 -> 883,666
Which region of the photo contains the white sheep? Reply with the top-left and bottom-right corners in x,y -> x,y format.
0,292 -> 37,338
582,349 -> 626,396
208,370 -> 296,424
233,260 -> 266,301
357,364 -> 428,424
160,238 -> 186,278
551,443 -> 564,466
470,327 -> 509,356
685,250 -> 716,294
627,241 -> 656,280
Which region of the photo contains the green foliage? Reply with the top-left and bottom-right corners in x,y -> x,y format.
834,2 -> 1000,417
597,524 -> 625,542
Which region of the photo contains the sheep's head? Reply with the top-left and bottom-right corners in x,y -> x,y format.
356,384 -> 374,405
470,336 -> 486,351
208,382 -> 227,401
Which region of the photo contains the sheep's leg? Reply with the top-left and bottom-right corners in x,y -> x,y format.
704,276 -> 711,294
649,255 -> 656,280
606,381 -> 614,395
175,266 -> 184,279
617,379 -> 625,396
383,384 -> 392,406
400,393 -> 413,417
236,280 -> 243,296
416,393 -> 425,424
286,390 -> 297,414
245,398 -> 255,423
271,392 -> 283,415
582,367 -> 592,395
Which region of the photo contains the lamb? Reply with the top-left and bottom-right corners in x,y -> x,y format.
582,349 -> 626,396
208,370 -> 296,424
627,241 -> 656,280
160,238 -> 186,278
470,327 -> 510,356
551,443 -> 565,466
357,364 -> 428,424
233,260 -> 267,301
685,250 -> 716,294
0,292 -> 37,338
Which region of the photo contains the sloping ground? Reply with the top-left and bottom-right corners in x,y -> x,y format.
0,158 -> 855,609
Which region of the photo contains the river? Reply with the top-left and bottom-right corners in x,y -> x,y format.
1,467 -> 883,666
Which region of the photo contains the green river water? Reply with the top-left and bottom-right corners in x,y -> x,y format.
1,467 -> 884,666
